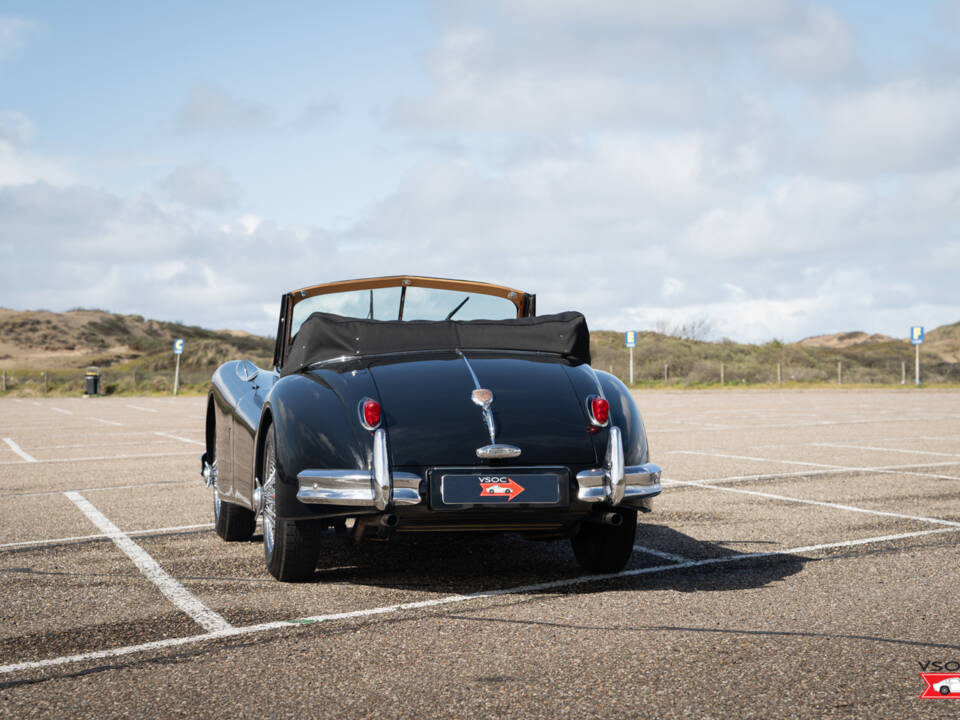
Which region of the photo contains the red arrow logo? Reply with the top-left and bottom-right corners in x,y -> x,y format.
479,477 -> 526,501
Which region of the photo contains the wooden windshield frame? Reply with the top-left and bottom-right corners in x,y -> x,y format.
273,275 -> 536,369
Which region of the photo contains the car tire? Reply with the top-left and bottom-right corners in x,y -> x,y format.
260,425 -> 322,581
571,508 -> 637,573
941,686 -> 951,696
212,429 -> 255,542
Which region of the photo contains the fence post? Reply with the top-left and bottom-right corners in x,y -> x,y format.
777,363 -> 782,385
837,361 -> 842,385
664,364 -> 669,383
43,372 -> 48,393
720,363 -> 725,385
1,369 -> 5,393
901,361 -> 905,385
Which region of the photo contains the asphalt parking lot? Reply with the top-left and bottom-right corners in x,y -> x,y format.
1,389 -> 958,718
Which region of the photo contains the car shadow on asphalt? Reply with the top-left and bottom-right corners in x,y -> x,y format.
304,523 -> 805,595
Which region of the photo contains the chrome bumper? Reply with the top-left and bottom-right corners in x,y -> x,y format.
296,428 -> 421,511
297,425 -> 661,512
575,426 -> 662,507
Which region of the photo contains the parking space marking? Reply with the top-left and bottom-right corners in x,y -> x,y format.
0,524 -> 214,551
90,417 -> 125,426
0,451 -> 197,466
670,480 -> 960,527
64,491 -> 231,633
3,438 -> 37,463
127,405 -> 159,413
812,442 -> 960,459
51,407 -> 73,415
633,545 -> 690,563
154,431 -> 204,446
2,525 -> 955,677
662,460 -> 960,490
667,449 -> 960,481
13,480 -> 193,498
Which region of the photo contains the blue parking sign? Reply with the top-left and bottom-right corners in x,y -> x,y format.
173,338 -> 185,355
625,331 -> 636,348
910,326 -> 924,345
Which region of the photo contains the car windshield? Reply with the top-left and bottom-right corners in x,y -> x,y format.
290,286 -> 519,337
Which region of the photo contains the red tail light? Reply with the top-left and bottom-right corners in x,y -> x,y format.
360,398 -> 381,430
589,396 -> 609,426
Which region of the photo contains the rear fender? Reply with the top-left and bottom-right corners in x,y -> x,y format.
596,371 -> 649,465
258,372 -> 373,519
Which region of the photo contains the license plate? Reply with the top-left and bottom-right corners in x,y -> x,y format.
440,472 -> 561,505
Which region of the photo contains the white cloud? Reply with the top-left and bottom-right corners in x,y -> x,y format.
159,164 -> 238,210
815,80 -> 960,175
764,5 -> 854,75
0,17 -> 33,63
0,110 -> 34,146
176,83 -> 272,134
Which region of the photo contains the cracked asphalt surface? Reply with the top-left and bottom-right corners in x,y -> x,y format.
1,390 -> 958,718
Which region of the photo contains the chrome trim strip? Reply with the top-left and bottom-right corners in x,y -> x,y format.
372,428 -> 391,511
475,443 -> 522,459
459,352 -> 499,448
606,425 -> 625,505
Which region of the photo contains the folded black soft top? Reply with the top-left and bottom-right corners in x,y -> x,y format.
281,311 -> 590,375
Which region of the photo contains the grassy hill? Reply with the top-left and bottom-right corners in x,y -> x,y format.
1,307 -> 957,394
0,308 -> 273,395
591,326 -> 960,385
0,308 -> 273,372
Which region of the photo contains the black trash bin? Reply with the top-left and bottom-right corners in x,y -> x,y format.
85,366 -> 100,396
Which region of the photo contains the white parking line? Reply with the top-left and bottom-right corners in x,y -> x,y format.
667,449 -> 960,482
633,545 -> 689,563
3,438 -> 37,463
51,407 -> 73,415
64,491 -> 231,633
813,442 -> 960,459
0,451 -> 197,466
155,431 -> 204,446
3,525 -> 955,677
14,479 -> 194,498
670,480 -> 960,527
0,524 -> 214,551
127,405 -> 159,413
90,417 -> 125,426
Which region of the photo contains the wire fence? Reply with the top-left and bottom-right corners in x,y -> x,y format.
0,367 -> 217,396
596,357 -> 960,386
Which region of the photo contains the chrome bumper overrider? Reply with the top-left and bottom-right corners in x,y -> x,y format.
297,428 -> 421,511
575,426 -> 662,507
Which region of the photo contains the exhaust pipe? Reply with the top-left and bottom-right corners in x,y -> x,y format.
353,513 -> 399,542
586,511 -> 623,527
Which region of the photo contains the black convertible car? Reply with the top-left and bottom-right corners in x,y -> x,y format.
202,276 -> 661,581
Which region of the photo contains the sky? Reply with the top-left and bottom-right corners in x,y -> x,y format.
1,0 -> 959,343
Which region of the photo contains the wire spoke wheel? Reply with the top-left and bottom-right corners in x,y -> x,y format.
261,424 -> 322,581
261,433 -> 278,559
